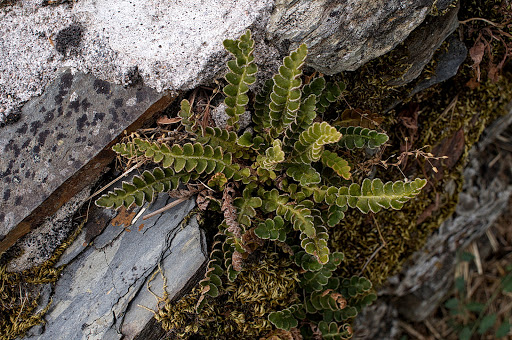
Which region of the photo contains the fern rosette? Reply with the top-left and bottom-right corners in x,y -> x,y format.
95,30 -> 427,339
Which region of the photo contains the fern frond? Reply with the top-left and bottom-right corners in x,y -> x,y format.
306,178 -> 426,213
317,81 -> 345,114
282,94 -> 317,153
318,321 -> 353,340
223,29 -> 257,130
253,78 -> 273,133
299,252 -> 343,292
112,142 -> 143,159
257,139 -> 285,170
95,167 -> 191,209
320,150 -> 351,180
268,304 -> 305,331
300,225 -> 330,264
336,126 -> 389,149
269,44 -> 308,136
305,290 -> 348,314
197,239 -> 224,311
262,189 -> 316,238
178,99 -> 197,134
234,187 -> 262,227
292,122 -> 342,163
338,178 -> 427,213
302,77 -> 326,97
286,163 -> 321,186
254,216 -> 288,242
131,138 -> 239,178
326,204 -> 347,227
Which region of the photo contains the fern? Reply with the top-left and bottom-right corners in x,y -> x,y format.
268,304 -> 305,331
292,122 -> 342,163
320,150 -> 351,180
318,321 -> 353,340
96,29 -> 428,339
223,30 -> 257,130
336,126 -> 389,149
254,216 -> 288,242
96,168 -> 192,209
269,44 -> 308,137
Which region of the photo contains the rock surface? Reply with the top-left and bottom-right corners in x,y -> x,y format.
266,0 -> 456,74
24,195 -> 206,340
353,107 -> 512,339
0,68 -> 172,253
1,0 -> 459,122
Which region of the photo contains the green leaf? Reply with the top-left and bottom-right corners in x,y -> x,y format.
268,304 -> 304,331
223,29 -> 257,130
455,276 -> 465,293
496,321 -> 511,338
286,163 -> 321,186
478,314 -> 497,334
321,150 -> 351,180
269,44 -> 308,136
292,122 -> 342,163
95,168 -> 192,209
337,126 -> 389,150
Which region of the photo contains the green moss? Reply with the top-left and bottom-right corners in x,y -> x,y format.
155,251 -> 299,339
0,219 -> 85,340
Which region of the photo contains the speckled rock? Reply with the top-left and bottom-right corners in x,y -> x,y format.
0,68 -> 172,253
24,195 -> 206,340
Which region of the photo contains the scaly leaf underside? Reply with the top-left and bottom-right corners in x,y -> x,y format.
320,150 -> 351,180
269,44 -> 308,136
223,29 -> 257,130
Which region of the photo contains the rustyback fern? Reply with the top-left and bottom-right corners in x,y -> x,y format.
96,29 -> 427,339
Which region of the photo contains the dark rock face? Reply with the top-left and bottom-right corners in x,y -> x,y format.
0,68 -> 172,252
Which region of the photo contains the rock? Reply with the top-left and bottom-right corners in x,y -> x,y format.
0,0 -> 274,121
266,0 -> 457,74
353,106 -> 512,338
2,0 -> 464,123
387,3 -> 460,86
24,195 -> 206,340
0,68 -> 172,254
409,35 -> 468,97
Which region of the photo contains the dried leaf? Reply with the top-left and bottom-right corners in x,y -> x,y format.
111,206 -> 136,227
157,115 -> 181,125
469,41 -> 486,66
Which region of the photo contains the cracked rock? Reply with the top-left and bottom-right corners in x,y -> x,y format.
25,194 -> 206,340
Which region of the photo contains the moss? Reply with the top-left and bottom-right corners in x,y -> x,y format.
0,219 -> 85,339
155,251 -> 299,339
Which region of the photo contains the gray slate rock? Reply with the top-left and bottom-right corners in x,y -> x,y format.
0,68 -> 169,252
25,195 -> 206,340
